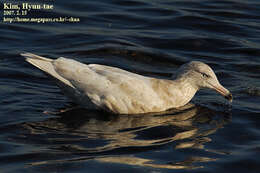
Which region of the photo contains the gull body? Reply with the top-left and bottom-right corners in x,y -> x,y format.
21,53 -> 232,114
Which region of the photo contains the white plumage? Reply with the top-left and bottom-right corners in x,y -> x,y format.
21,53 -> 232,114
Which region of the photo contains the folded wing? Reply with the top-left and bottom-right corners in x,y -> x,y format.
21,53 -> 165,114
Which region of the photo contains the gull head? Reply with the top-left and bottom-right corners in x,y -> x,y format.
176,61 -> 232,102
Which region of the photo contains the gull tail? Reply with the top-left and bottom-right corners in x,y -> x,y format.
21,52 -> 53,72
21,53 -> 74,88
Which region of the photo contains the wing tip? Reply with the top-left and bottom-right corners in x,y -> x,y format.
20,52 -> 35,58
20,52 -> 52,62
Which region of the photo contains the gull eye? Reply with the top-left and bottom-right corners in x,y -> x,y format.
202,72 -> 210,78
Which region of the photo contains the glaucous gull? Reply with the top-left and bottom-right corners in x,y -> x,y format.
21,53 -> 232,114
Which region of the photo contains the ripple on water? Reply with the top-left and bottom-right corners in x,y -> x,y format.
1,0 -> 260,172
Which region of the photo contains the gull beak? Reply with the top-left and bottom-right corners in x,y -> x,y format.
213,84 -> 233,102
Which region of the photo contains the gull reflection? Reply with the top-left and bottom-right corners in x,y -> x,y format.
23,103 -> 231,169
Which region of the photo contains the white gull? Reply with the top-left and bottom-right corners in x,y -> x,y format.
21,53 -> 232,114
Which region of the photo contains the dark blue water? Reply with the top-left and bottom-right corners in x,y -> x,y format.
1,0 -> 260,172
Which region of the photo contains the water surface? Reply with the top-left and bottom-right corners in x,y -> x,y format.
1,0 -> 260,172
